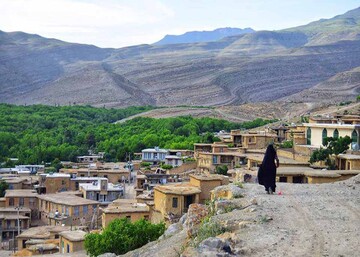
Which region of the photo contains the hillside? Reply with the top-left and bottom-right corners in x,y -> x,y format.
154,27 -> 255,45
0,7 -> 360,109
119,175 -> 360,257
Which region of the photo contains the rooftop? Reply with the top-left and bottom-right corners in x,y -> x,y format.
189,174 -> 226,181
154,183 -> 201,195
79,182 -> 123,191
5,189 -> 38,198
17,226 -> 73,239
337,154 -> 360,160
142,148 -> 168,153
103,202 -> 149,214
0,214 -> 29,220
59,230 -> 87,242
37,193 -> 98,206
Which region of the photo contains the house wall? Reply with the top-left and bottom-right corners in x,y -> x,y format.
60,237 -> 84,253
307,176 -> 341,184
197,154 -> 214,172
169,162 -> 197,174
102,211 -> 150,227
5,196 -> 38,211
38,199 -> 98,226
307,126 -> 355,147
45,177 -> 71,194
189,178 -> 223,203
154,191 -> 184,217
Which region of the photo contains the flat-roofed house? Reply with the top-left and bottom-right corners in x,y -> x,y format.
336,154 -> 360,170
79,178 -> 123,204
189,174 -> 229,203
102,199 -> 150,227
4,190 -> 39,219
142,147 -> 169,165
59,230 -> 87,253
153,183 -> 201,222
37,193 -> 99,226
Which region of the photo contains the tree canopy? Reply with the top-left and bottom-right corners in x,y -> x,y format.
0,104 -> 276,164
84,218 -> 165,256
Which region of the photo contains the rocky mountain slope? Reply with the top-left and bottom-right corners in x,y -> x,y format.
154,27 -> 255,45
1,7 -> 360,108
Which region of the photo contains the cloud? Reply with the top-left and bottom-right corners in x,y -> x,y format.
0,0 -> 174,47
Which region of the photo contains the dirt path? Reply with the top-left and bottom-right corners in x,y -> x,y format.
242,179 -> 360,257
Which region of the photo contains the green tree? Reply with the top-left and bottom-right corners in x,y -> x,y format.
0,181 -> 9,197
84,218 -> 165,256
310,136 -> 352,169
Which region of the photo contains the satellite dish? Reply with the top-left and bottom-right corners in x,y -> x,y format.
351,143 -> 359,151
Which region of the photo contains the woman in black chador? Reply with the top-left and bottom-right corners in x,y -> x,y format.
258,144 -> 279,194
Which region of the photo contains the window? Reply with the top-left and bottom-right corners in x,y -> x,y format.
352,130 -> 358,143
126,215 -> 131,220
307,128 -> 311,145
83,205 -> 88,215
62,180 -> 66,185
67,244 -> 70,253
322,128 -> 327,146
333,129 -> 339,139
212,155 -> 217,164
74,206 -> 79,216
9,198 -> 14,206
19,197 -> 24,206
172,197 -> 178,208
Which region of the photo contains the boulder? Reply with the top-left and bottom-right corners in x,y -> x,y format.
185,203 -> 209,237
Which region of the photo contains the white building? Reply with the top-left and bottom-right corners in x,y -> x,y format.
141,147 -> 169,165
79,179 -> 123,204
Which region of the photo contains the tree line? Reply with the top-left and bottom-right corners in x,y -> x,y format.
0,104 -> 276,165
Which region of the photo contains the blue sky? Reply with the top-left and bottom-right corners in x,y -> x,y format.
0,0 -> 359,48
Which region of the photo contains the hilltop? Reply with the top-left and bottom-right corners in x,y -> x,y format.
0,7 -> 360,109
154,27 -> 255,45
119,175 -> 360,257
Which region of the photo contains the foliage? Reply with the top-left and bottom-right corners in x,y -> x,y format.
357,95 -> 360,101
191,218 -> 227,247
184,157 -> 195,162
140,162 -> 151,167
215,165 -> 228,175
0,181 -> 9,197
300,116 -> 309,123
279,140 -> 293,148
85,218 -> 165,256
309,136 -> 352,169
161,164 -> 173,170
339,101 -> 352,106
0,104 -> 275,164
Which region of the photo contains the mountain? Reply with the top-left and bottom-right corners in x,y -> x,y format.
0,7 -> 360,108
154,27 -> 255,45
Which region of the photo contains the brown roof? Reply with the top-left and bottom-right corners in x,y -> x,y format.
0,214 -> 29,220
103,203 -> 149,214
337,154 -> 360,160
5,190 -> 38,198
17,226 -> 73,239
37,193 -> 98,206
154,183 -> 201,195
59,230 -> 87,242
189,174 -> 225,181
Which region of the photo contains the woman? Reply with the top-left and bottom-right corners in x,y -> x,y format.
258,144 -> 279,194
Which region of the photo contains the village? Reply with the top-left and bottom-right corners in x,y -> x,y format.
0,113 -> 359,256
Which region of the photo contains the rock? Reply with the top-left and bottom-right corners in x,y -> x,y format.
98,253 -> 116,257
215,200 -> 237,213
238,220 -> 253,229
179,213 -> 187,225
185,203 -> 209,237
250,198 -> 258,205
211,184 -> 245,200
200,237 -> 227,249
163,222 -> 182,237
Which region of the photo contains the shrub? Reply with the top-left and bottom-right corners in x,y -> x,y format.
141,162 -> 151,167
191,219 -> 227,247
279,140 -> 293,148
215,165 -> 228,175
85,218 -> 165,257
161,164 -> 173,170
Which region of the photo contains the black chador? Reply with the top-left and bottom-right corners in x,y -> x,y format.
257,144 -> 279,194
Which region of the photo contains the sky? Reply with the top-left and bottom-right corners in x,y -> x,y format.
0,0 -> 359,48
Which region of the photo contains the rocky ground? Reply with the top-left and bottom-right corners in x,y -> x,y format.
119,175 -> 360,257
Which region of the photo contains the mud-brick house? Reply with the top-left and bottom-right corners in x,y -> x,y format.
59,230 -> 87,254
102,199 -> 150,227
196,152 -> 247,173
153,183 -> 201,223
241,132 -> 278,149
37,193 -> 99,226
336,154 -> 360,170
4,189 -> 39,219
189,174 -> 229,203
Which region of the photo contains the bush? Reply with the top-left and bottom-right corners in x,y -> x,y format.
279,140 -> 293,148
141,162 -> 151,167
215,165 -> 228,175
85,218 -> 165,256
161,164 -> 173,170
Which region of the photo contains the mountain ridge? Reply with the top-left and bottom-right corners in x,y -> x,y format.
1,7 -> 360,109
154,27 -> 255,45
